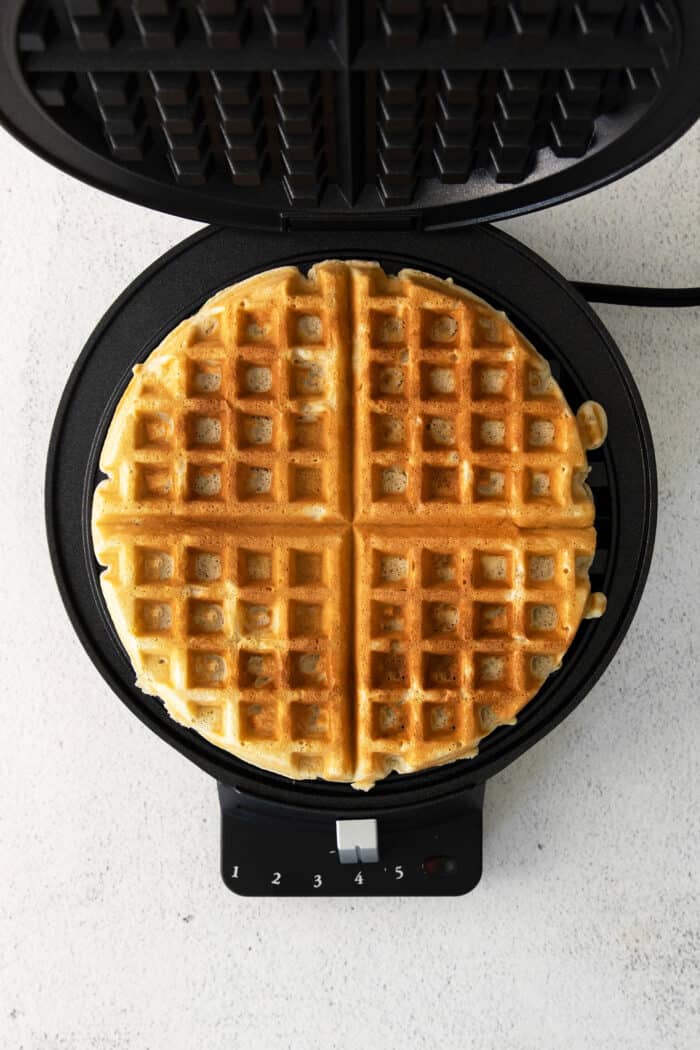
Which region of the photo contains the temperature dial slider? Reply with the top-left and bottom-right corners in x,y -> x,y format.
335,819 -> 379,864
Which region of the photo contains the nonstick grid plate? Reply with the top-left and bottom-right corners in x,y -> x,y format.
47,225 -> 655,809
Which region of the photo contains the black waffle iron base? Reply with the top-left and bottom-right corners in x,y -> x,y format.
46,225 -> 655,896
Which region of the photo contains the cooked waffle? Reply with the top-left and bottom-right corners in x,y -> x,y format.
353,525 -> 597,788
351,262 -> 597,526
97,524 -> 353,781
92,261 -> 606,788
93,263 -> 351,527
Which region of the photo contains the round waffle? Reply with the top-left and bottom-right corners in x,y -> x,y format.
92,261 -> 606,789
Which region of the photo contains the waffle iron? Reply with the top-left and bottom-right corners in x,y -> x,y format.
2,0 -> 698,896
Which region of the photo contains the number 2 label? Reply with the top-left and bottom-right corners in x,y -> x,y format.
271,872 -> 281,886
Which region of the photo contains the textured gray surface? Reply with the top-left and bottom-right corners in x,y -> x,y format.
0,123 -> 698,1050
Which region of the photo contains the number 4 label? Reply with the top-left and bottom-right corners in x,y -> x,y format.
354,871 -> 364,885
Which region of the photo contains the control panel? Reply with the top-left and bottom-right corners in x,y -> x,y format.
219,783 -> 484,897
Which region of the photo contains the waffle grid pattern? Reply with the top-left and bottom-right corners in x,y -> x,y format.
19,0 -> 673,208
93,261 -> 602,786
353,266 -> 591,525
354,527 -> 595,785
99,527 -> 353,778
95,264 -> 349,524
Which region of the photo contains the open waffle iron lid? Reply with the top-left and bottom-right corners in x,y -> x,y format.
1,1 -> 699,231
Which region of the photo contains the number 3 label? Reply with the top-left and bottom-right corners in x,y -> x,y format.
313,874 -> 322,888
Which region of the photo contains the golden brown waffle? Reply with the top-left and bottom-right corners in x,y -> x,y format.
93,261 -> 605,788
351,263 -> 595,527
353,525 -> 597,788
94,263 -> 351,527
97,525 -> 353,781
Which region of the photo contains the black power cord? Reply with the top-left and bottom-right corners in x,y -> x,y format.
573,282 -> 700,307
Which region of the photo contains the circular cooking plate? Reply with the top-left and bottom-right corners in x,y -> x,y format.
46,224 -> 656,812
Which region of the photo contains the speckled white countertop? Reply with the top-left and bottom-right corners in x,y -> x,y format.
1,122 -> 698,1050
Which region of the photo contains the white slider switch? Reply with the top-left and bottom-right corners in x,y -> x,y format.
335,819 -> 379,864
